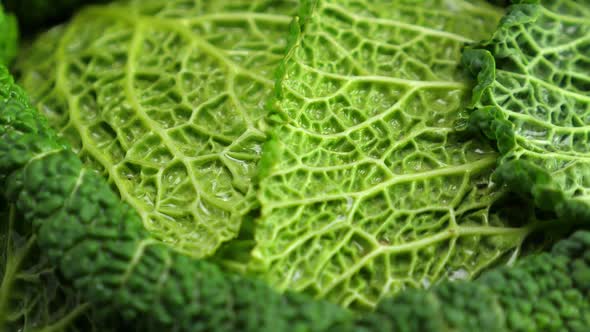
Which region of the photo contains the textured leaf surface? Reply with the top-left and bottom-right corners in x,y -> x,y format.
3,53 -> 590,332
253,0 -> 546,308
464,0 -> 590,221
0,65 -> 354,332
17,0 -> 295,257
0,202 -> 96,332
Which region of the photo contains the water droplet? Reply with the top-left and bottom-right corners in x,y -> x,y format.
449,268 -> 469,281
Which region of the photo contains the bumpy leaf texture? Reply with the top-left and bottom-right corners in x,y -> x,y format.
0,202 -> 100,332
254,0 -> 547,308
463,0 -> 590,221
0,64 -> 354,332
17,0 -> 296,257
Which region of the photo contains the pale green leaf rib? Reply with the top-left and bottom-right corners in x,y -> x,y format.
252,0 -> 549,309
17,0 -> 297,257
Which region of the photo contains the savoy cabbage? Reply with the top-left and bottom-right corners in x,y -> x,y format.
0,202 -> 98,332
464,0 -> 590,222
17,0 -> 296,257
6,58 -> 590,330
252,0 -> 550,308
16,0 -> 559,309
2,0 -> 590,330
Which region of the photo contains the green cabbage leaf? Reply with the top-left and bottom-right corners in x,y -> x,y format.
16,0 -> 296,257
0,202 -> 101,332
253,0 -> 549,308
463,0 -> 590,222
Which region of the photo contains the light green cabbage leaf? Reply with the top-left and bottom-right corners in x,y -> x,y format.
253,0 -> 549,308
17,0 -> 296,257
463,0 -> 590,222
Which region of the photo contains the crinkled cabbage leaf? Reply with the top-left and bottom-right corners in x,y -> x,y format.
17,0 -> 296,257
253,0 -> 547,308
0,202 -> 100,332
463,0 -> 590,222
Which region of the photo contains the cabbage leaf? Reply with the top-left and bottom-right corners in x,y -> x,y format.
252,0 -> 549,308
0,202 -> 98,332
463,0 -> 590,222
17,0 -> 296,257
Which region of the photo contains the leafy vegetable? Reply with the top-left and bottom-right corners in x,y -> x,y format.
0,63 -> 354,332
17,0 -> 296,257
0,202 -> 95,332
3,59 -> 590,332
253,0 -> 548,308
368,229 -> 590,332
4,0 -> 590,330
463,0 -> 590,222
1,11 -> 93,332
